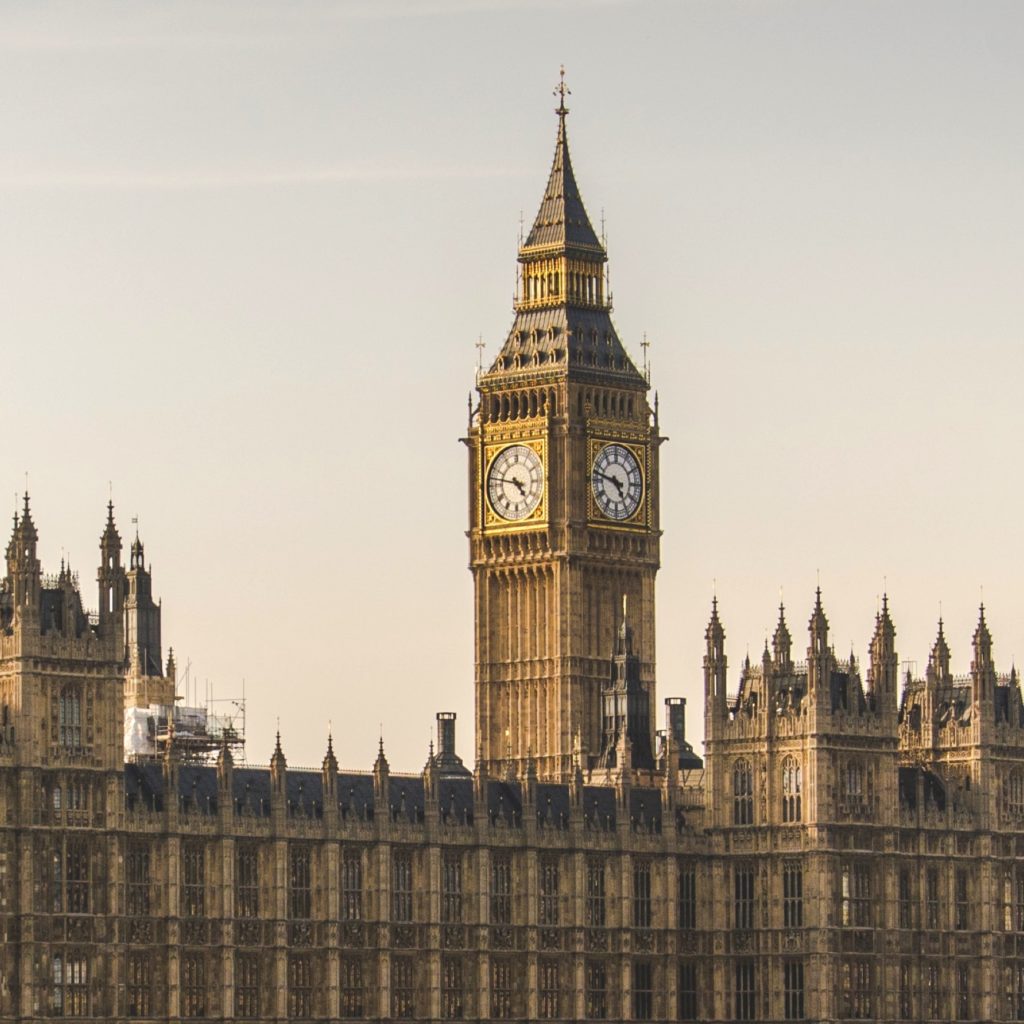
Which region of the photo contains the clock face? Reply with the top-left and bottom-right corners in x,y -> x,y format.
487,444 -> 544,521
591,443 -> 643,521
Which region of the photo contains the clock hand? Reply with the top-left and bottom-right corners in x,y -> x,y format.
493,474 -> 527,496
594,470 -> 625,497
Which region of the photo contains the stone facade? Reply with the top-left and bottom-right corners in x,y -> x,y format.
2,87 -> 1024,1024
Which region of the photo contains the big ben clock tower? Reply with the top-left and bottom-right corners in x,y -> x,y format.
468,73 -> 662,781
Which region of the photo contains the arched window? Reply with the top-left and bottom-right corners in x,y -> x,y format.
844,760 -> 864,799
782,756 -> 802,822
1004,770 -> 1024,818
733,759 -> 753,826
58,687 -> 82,751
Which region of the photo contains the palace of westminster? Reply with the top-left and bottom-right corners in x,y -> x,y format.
3,83 -> 1024,1024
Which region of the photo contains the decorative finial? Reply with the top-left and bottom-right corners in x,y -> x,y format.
641,332 -> 650,382
475,335 -> 486,378
553,64 -> 570,118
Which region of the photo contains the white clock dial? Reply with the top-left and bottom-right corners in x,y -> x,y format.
487,445 -> 544,521
592,443 -> 643,521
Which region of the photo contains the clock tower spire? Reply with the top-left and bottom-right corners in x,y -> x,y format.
468,74 -> 661,781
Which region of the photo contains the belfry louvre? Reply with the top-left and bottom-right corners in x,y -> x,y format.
3,85 -> 1024,1024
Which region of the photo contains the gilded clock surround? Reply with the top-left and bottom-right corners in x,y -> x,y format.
588,437 -> 648,527
482,439 -> 547,529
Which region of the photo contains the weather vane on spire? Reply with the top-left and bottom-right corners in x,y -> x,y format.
554,65 -> 570,117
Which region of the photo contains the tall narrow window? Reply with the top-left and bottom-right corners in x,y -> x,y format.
899,961 -> 913,1020
632,961 -> 654,1021
1015,869 -> 1024,932
926,962 -> 941,1020
442,853 -> 463,924
586,961 -> 607,1020
783,959 -> 804,1020
539,857 -> 559,927
841,862 -> 871,927
734,865 -> 755,930
783,862 -> 803,928
841,959 -> 872,1019
58,686 -> 82,751
126,952 -> 152,1018
956,963 -> 970,1021
538,960 -> 560,1019
235,953 -> 260,1018
288,955 -> 312,1019
289,845 -> 311,920
126,843 -> 151,918
441,957 -> 463,1020
342,849 -> 362,922
491,854 -> 512,925
236,845 -> 259,919
182,843 -> 204,918
678,862 -> 697,929
782,756 -> 802,822
181,953 -> 206,1018
678,962 -> 698,1021
733,759 -> 753,825
391,955 -> 415,1019
1014,961 -> 1024,1021
341,959 -> 364,1019
735,959 -> 756,1021
925,868 -> 940,930
491,958 -> 513,1019
64,839 -> 90,914
955,868 -> 970,930
392,849 -> 413,923
633,860 -> 652,929
898,868 -> 913,929
586,859 -> 605,928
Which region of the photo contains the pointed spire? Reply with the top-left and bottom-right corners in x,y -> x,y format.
772,602 -> 792,668
928,617 -> 951,682
323,731 -> 338,775
270,730 -> 286,772
217,736 -> 234,773
809,587 -> 829,654
374,734 -> 390,776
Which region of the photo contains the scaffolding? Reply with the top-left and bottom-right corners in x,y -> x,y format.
124,697 -> 246,764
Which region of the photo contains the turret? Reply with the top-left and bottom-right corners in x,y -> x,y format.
971,604 -> 996,708
927,618 -> 951,685
703,597 -> 728,736
270,732 -> 287,794
772,602 -> 792,672
807,588 -> 830,697
96,501 -> 125,640
6,494 -> 40,628
125,526 -> 162,677
868,594 -> 898,710
373,736 -> 390,806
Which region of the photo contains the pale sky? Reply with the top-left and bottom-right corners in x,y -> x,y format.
2,0 -> 1023,771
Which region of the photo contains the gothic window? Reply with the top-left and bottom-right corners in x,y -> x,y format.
955,868 -> 970,930
926,962 -> 942,1020
126,951 -> 152,1018
632,960 -> 654,1021
841,862 -> 871,928
677,861 -> 697,929
586,858 -> 606,928
678,961 -> 698,1021
925,867 -> 940,930
734,865 -> 755,931
288,954 -> 312,1019
956,963 -> 970,1021
441,957 -> 463,1020
490,958 -> 513,1020
183,843 -> 204,918
782,756 -> 802,822
52,952 -> 88,1017
841,959 -> 873,1019
342,849 -> 362,922
53,838 -> 90,914
899,961 -> 913,1020
733,759 -> 754,825
126,842 -> 151,917
633,859 -> 652,929
181,953 -> 206,1018
392,849 -> 413,923
539,856 -> 559,927
341,959 -> 364,1019
490,853 -> 512,925
784,959 -> 805,1020
783,862 -> 803,928
1005,769 -> 1024,818
58,686 -> 82,751
289,845 -> 311,921
391,955 -> 415,1019
898,868 -> 913,929
734,959 -> 756,1021
844,760 -> 865,799
585,960 -> 607,1020
235,953 -> 260,1018
442,853 -> 463,924
235,844 -> 259,919
1014,962 -> 1024,1021
538,960 -> 560,1019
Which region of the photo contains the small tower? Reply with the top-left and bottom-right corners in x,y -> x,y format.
703,597 -> 728,740
6,494 -> 40,629
807,588 -> 830,697
868,594 -> 898,712
125,528 -> 162,677
373,736 -> 390,807
96,501 -> 125,641
971,604 -> 996,709
772,603 -> 792,672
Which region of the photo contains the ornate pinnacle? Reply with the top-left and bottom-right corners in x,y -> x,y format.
554,64 -> 571,118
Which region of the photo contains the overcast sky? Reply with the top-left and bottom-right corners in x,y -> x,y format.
2,0 -> 1023,770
